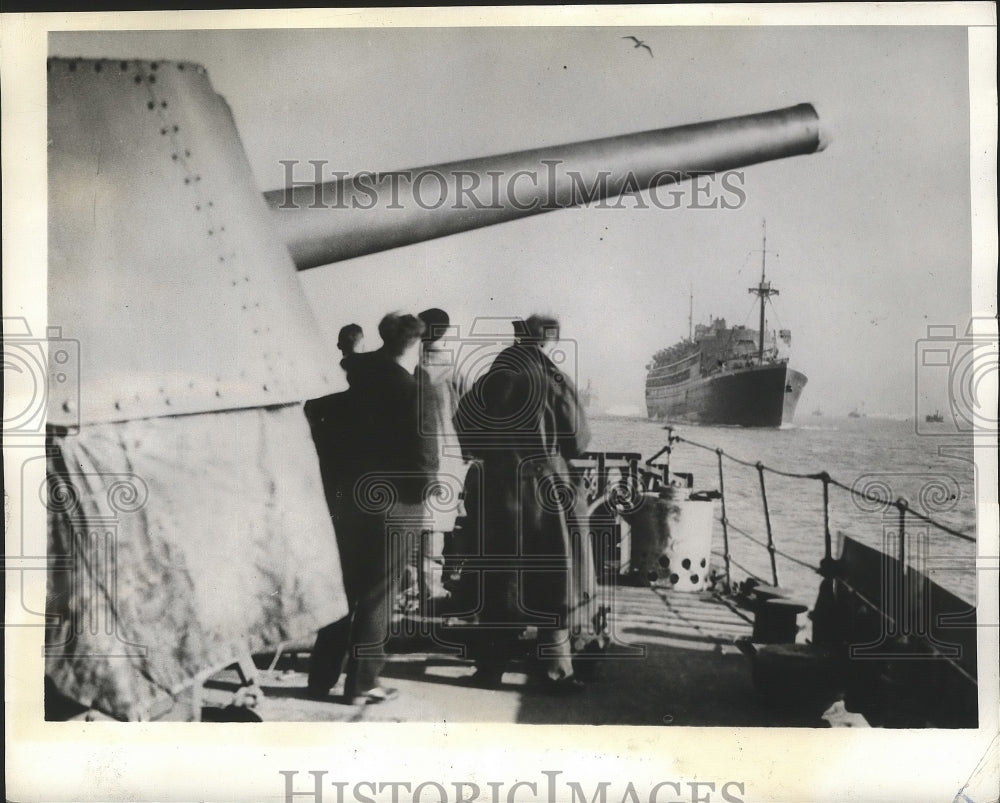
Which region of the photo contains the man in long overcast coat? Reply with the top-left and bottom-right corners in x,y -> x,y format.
456,314 -> 596,691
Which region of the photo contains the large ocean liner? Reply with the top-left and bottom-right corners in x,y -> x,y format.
645,230 -> 807,427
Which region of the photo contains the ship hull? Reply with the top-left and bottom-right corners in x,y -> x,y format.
646,363 -> 807,427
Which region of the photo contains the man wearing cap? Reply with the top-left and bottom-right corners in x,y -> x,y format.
454,314 -> 595,693
308,312 -> 437,705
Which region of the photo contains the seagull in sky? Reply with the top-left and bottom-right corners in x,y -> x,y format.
622,36 -> 653,58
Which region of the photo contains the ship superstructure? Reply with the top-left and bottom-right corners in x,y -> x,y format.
645,227 -> 807,426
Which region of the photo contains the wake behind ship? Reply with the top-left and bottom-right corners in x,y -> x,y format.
645,231 -> 807,427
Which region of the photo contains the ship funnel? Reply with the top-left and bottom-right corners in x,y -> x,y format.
264,103 -> 826,271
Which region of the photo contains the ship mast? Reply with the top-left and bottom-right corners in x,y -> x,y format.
749,220 -> 779,364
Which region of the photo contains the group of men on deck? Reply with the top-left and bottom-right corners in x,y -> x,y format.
305,310 -> 599,705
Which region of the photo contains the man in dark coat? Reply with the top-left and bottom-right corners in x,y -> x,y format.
307,312 -> 437,704
455,314 -> 593,691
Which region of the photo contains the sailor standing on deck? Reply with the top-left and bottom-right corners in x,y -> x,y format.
455,314 -> 593,692
307,313 -> 437,704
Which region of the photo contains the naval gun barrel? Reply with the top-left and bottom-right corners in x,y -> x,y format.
264,103 -> 826,271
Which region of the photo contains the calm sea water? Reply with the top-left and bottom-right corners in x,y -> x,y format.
587,413 -> 979,605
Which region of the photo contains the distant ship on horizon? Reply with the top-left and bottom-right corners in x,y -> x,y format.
644,225 -> 807,428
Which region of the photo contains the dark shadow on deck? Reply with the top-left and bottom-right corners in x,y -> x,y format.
224,586 -> 837,725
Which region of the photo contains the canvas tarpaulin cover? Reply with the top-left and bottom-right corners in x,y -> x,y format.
45,404 -> 347,720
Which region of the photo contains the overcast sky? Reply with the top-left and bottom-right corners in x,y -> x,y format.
52,26 -> 975,417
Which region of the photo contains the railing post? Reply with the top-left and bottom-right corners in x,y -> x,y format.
716,449 -> 732,593
821,473 -> 832,563
756,462 -> 779,587
662,426 -> 674,484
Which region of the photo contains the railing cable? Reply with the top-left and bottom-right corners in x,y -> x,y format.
673,434 -> 975,543
724,520 -> 819,573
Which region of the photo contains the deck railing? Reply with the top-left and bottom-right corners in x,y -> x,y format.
666,430 -> 976,597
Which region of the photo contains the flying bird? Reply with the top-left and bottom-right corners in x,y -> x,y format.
622,36 -> 653,58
